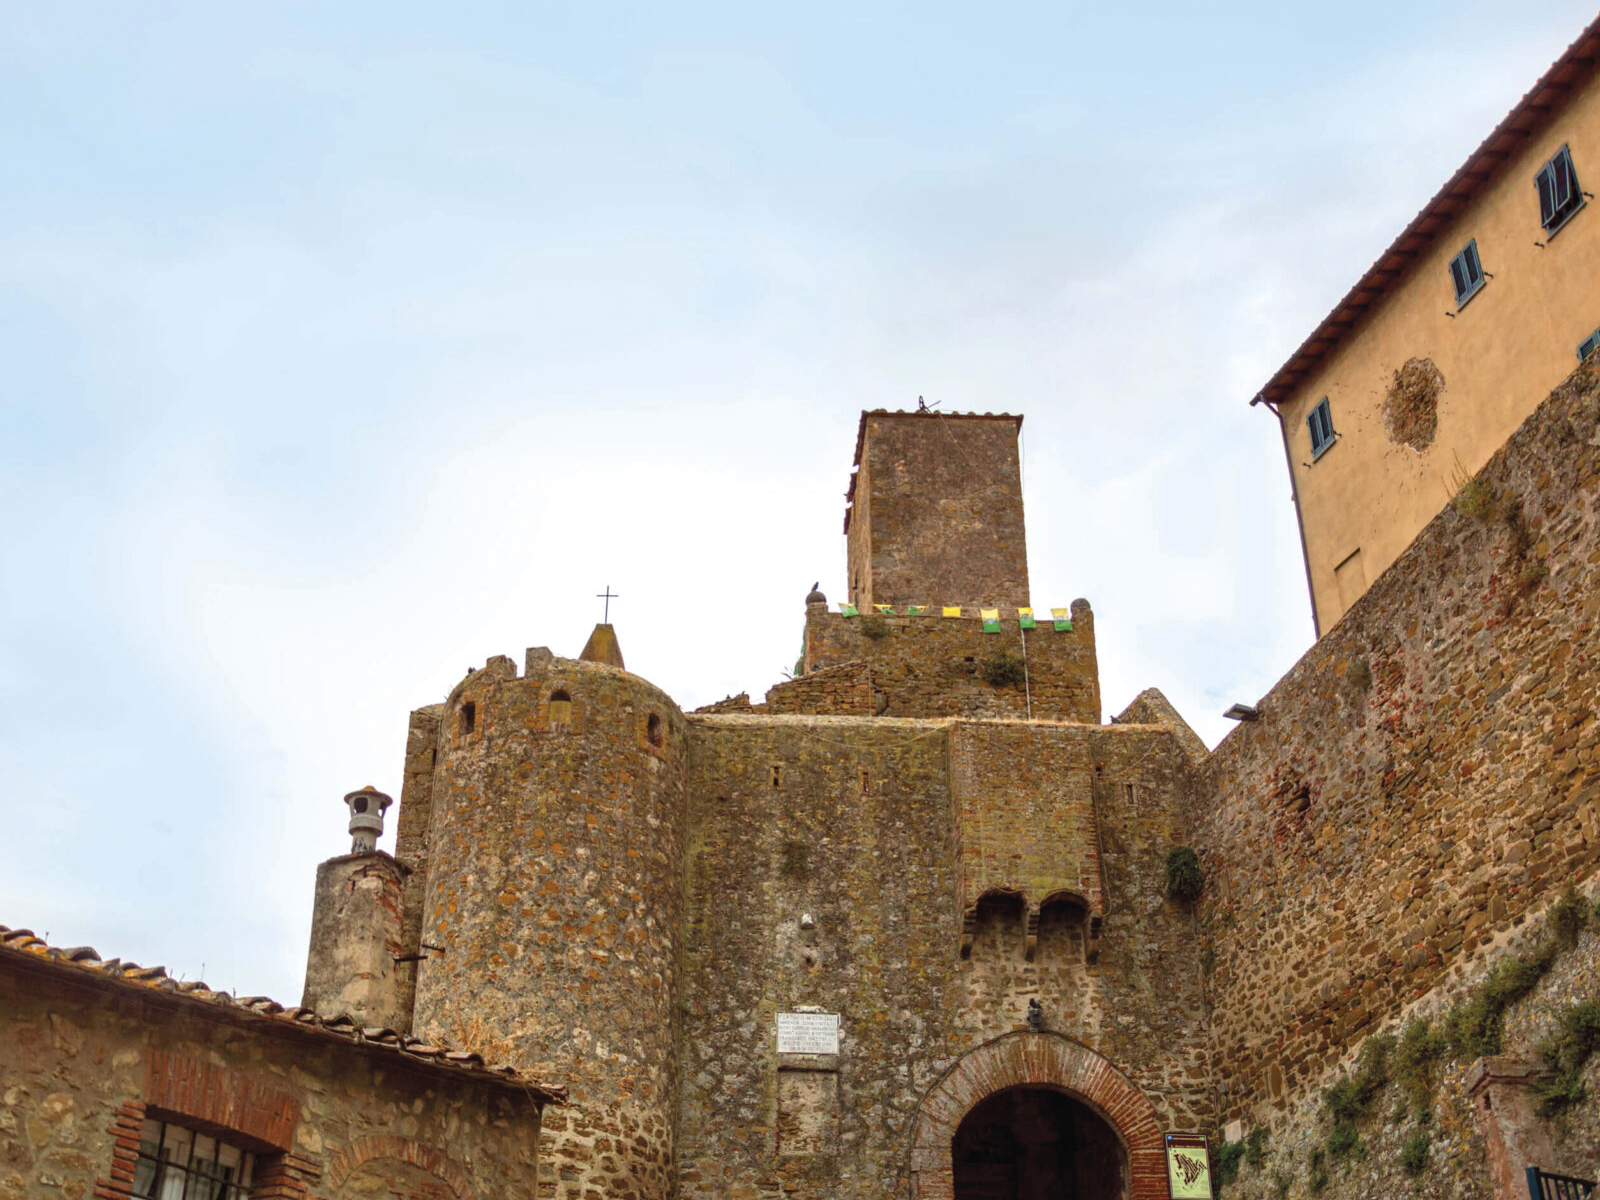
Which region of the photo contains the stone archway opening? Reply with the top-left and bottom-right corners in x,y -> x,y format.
952,1086 -> 1126,1200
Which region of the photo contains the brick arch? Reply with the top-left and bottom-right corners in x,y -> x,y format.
326,1134 -> 470,1198
906,1031 -> 1166,1199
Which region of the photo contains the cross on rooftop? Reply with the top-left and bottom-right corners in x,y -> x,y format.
597,585 -> 618,624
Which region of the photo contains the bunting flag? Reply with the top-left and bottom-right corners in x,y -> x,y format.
1051,607 -> 1073,632
906,604 -> 927,616
874,604 -> 896,615
942,606 -> 962,618
981,608 -> 1001,634
840,603 -> 859,617
1017,607 -> 1037,630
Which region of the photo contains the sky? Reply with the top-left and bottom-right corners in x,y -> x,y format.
2,0 -> 1594,1004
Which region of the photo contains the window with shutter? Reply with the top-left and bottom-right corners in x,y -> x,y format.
1536,145 -> 1584,234
1308,398 -> 1336,459
1448,239 -> 1485,307
1579,326 -> 1600,361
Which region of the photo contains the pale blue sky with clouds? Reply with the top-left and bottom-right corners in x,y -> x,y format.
3,1 -> 1594,1002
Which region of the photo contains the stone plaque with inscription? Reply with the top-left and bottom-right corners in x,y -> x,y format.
776,1011 -> 840,1055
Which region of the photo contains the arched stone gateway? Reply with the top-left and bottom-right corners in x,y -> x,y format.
907,1032 -> 1167,1200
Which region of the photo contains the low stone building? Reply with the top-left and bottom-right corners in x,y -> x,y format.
0,922 -> 562,1200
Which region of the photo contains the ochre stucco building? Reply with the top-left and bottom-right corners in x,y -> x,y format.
4,380 -> 1600,1198
1256,15 -> 1600,634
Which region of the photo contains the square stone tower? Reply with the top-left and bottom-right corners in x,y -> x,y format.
845,410 -> 1029,610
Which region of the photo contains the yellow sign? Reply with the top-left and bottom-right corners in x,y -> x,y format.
1165,1133 -> 1212,1199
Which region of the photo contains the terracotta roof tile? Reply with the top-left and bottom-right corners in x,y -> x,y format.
1254,13 -> 1600,408
0,922 -> 564,1107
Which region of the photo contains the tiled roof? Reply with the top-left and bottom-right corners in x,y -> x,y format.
0,923 -> 565,1107
1253,13 -> 1600,409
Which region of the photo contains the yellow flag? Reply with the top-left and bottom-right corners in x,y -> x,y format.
980,608 -> 999,621
942,606 -> 962,618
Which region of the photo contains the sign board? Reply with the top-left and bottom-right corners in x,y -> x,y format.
776,1011 -> 840,1055
1165,1132 -> 1212,1199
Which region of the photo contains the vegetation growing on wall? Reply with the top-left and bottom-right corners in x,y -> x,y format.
1166,847 -> 1204,904
978,650 -> 1026,688
1302,889 -> 1596,1192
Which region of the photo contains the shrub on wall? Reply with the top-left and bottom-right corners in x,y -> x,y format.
1166,847 -> 1204,904
978,651 -> 1026,688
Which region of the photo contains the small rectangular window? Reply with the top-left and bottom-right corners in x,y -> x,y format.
1536,145 -> 1584,235
1579,325 -> 1600,361
1448,239 -> 1485,306
133,1119 -> 254,1200
1308,398 -> 1336,459
460,701 -> 476,735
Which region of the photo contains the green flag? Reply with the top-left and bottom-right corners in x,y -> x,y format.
1051,606 -> 1073,632
841,603 -> 858,617
981,607 -> 1001,634
1018,606 -> 1037,630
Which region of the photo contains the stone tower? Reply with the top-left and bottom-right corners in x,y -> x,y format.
403,643 -> 689,1198
845,410 -> 1029,611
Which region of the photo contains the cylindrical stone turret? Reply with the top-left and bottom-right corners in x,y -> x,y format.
301,787 -> 412,1031
409,631 -> 689,1200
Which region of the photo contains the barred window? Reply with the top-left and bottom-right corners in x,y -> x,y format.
132,1119 -> 255,1200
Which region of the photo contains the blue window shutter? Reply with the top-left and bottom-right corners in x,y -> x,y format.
1538,163 -> 1557,227
1450,255 -> 1468,299
1309,398 -> 1334,457
1465,241 -> 1482,285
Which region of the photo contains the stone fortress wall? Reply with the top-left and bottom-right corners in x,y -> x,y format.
674,713 -> 1212,1198
294,377 -> 1600,1199
1192,357 -> 1600,1195
401,649 -> 691,1200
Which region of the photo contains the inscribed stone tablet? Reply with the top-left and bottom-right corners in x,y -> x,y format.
776,1012 -> 840,1054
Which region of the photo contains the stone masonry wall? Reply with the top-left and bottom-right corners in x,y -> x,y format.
949,723 -> 1107,942
846,412 -> 1030,612
301,850 -> 410,1030
1195,359 -> 1600,1137
675,713 -> 1212,1199
0,961 -> 540,1200
804,601 -> 1099,724
764,659 -> 876,716
408,652 -> 689,1200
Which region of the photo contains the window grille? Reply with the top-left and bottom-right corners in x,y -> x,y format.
1448,239 -> 1485,306
1579,325 -> 1600,361
1536,145 -> 1583,234
132,1119 -> 255,1200
1308,398 -> 1336,458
